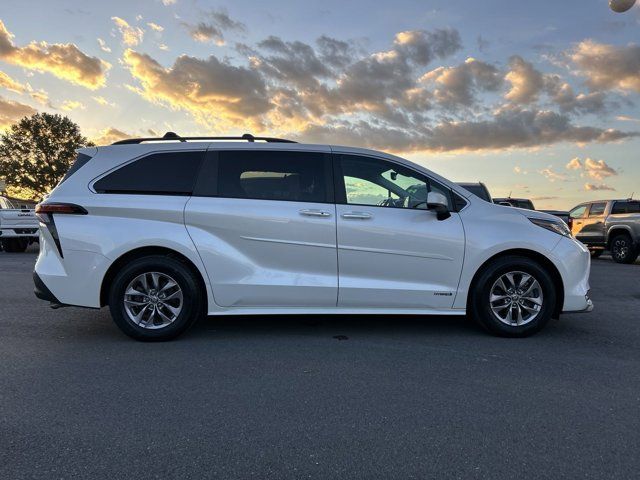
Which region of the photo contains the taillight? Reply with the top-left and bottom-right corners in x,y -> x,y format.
35,203 -> 87,222
35,203 -> 87,258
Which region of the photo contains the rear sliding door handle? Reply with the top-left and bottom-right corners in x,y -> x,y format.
341,212 -> 372,220
299,209 -> 331,218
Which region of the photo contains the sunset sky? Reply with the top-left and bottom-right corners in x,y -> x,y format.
1,0 -> 639,209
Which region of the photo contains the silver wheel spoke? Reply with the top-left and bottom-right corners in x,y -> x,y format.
124,298 -> 148,306
159,280 -> 177,293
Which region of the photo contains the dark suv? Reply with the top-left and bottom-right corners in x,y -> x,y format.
569,199 -> 640,263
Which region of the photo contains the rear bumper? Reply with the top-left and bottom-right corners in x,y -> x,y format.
33,271 -> 61,303
0,228 -> 39,239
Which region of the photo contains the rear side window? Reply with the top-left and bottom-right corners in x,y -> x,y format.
612,201 -> 640,214
588,202 -> 606,217
59,153 -> 92,185
217,150 -> 329,203
94,151 -> 204,195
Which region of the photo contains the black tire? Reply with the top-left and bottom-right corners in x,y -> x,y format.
469,256 -> 556,337
108,255 -> 204,341
1,238 -> 28,253
610,233 -> 638,264
589,249 -> 603,259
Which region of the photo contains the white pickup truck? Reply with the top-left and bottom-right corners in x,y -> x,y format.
0,196 -> 39,252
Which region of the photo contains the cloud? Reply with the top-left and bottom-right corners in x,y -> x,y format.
122,48 -> 270,127
97,38 -> 111,53
92,96 -> 115,107
186,22 -> 225,45
0,96 -> 36,129
0,70 -> 26,93
565,156 -> 618,180
616,115 -> 640,123
545,76 -> 605,114
420,57 -> 502,108
60,100 -> 84,111
539,166 -> 567,182
566,157 -> 582,170
120,28 -> 638,154
505,56 -> 544,104
161,0 -> 176,5
584,158 -> 617,180
296,108 -> 636,153
93,127 -> 132,145
29,89 -> 50,106
147,22 -> 164,32
112,17 -> 144,47
585,183 -> 615,191
0,20 -> 109,89
159,44 -> 169,51
182,8 -> 245,45
570,40 -> 640,93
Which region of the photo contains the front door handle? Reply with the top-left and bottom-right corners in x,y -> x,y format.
341,211 -> 372,220
299,209 -> 331,218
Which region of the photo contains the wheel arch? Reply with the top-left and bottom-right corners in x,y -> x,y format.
607,226 -> 633,249
466,248 -> 564,319
99,246 -> 208,308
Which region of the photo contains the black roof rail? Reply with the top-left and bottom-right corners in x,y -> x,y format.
111,132 -> 297,145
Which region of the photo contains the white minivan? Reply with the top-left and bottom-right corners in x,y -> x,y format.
34,133 -> 592,340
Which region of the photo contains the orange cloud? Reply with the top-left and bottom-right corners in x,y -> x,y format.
122,48 -> 270,129
0,69 -> 25,93
0,96 -> 36,129
112,17 -> 144,47
92,127 -> 132,145
0,20 -> 109,89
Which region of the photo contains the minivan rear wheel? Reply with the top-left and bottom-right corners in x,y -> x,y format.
470,256 -> 556,337
108,255 -> 203,341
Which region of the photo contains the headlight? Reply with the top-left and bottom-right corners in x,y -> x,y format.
528,217 -> 571,237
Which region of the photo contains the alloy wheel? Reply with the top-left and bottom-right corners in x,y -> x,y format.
489,271 -> 543,326
123,272 -> 183,329
612,238 -> 629,260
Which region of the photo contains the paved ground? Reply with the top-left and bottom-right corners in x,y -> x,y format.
1,245 -> 639,479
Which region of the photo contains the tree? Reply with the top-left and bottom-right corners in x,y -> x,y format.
0,113 -> 93,200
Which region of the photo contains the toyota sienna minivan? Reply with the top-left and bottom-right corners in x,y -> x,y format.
34,133 -> 592,341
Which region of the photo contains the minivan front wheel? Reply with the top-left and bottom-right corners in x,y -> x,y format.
108,255 -> 203,341
470,256 -> 556,337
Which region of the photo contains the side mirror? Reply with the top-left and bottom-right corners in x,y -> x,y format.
427,191 -> 450,220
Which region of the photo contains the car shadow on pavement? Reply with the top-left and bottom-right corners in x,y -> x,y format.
189,313 -> 484,341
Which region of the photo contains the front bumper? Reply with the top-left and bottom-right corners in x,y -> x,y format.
551,236 -> 593,313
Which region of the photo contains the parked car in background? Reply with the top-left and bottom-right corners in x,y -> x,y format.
494,197 -> 536,210
569,199 -> 640,263
540,210 -> 570,225
0,196 -> 39,252
456,182 -> 493,203
33,133 -> 592,341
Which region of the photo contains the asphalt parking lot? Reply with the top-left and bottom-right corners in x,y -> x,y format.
1,245 -> 639,479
